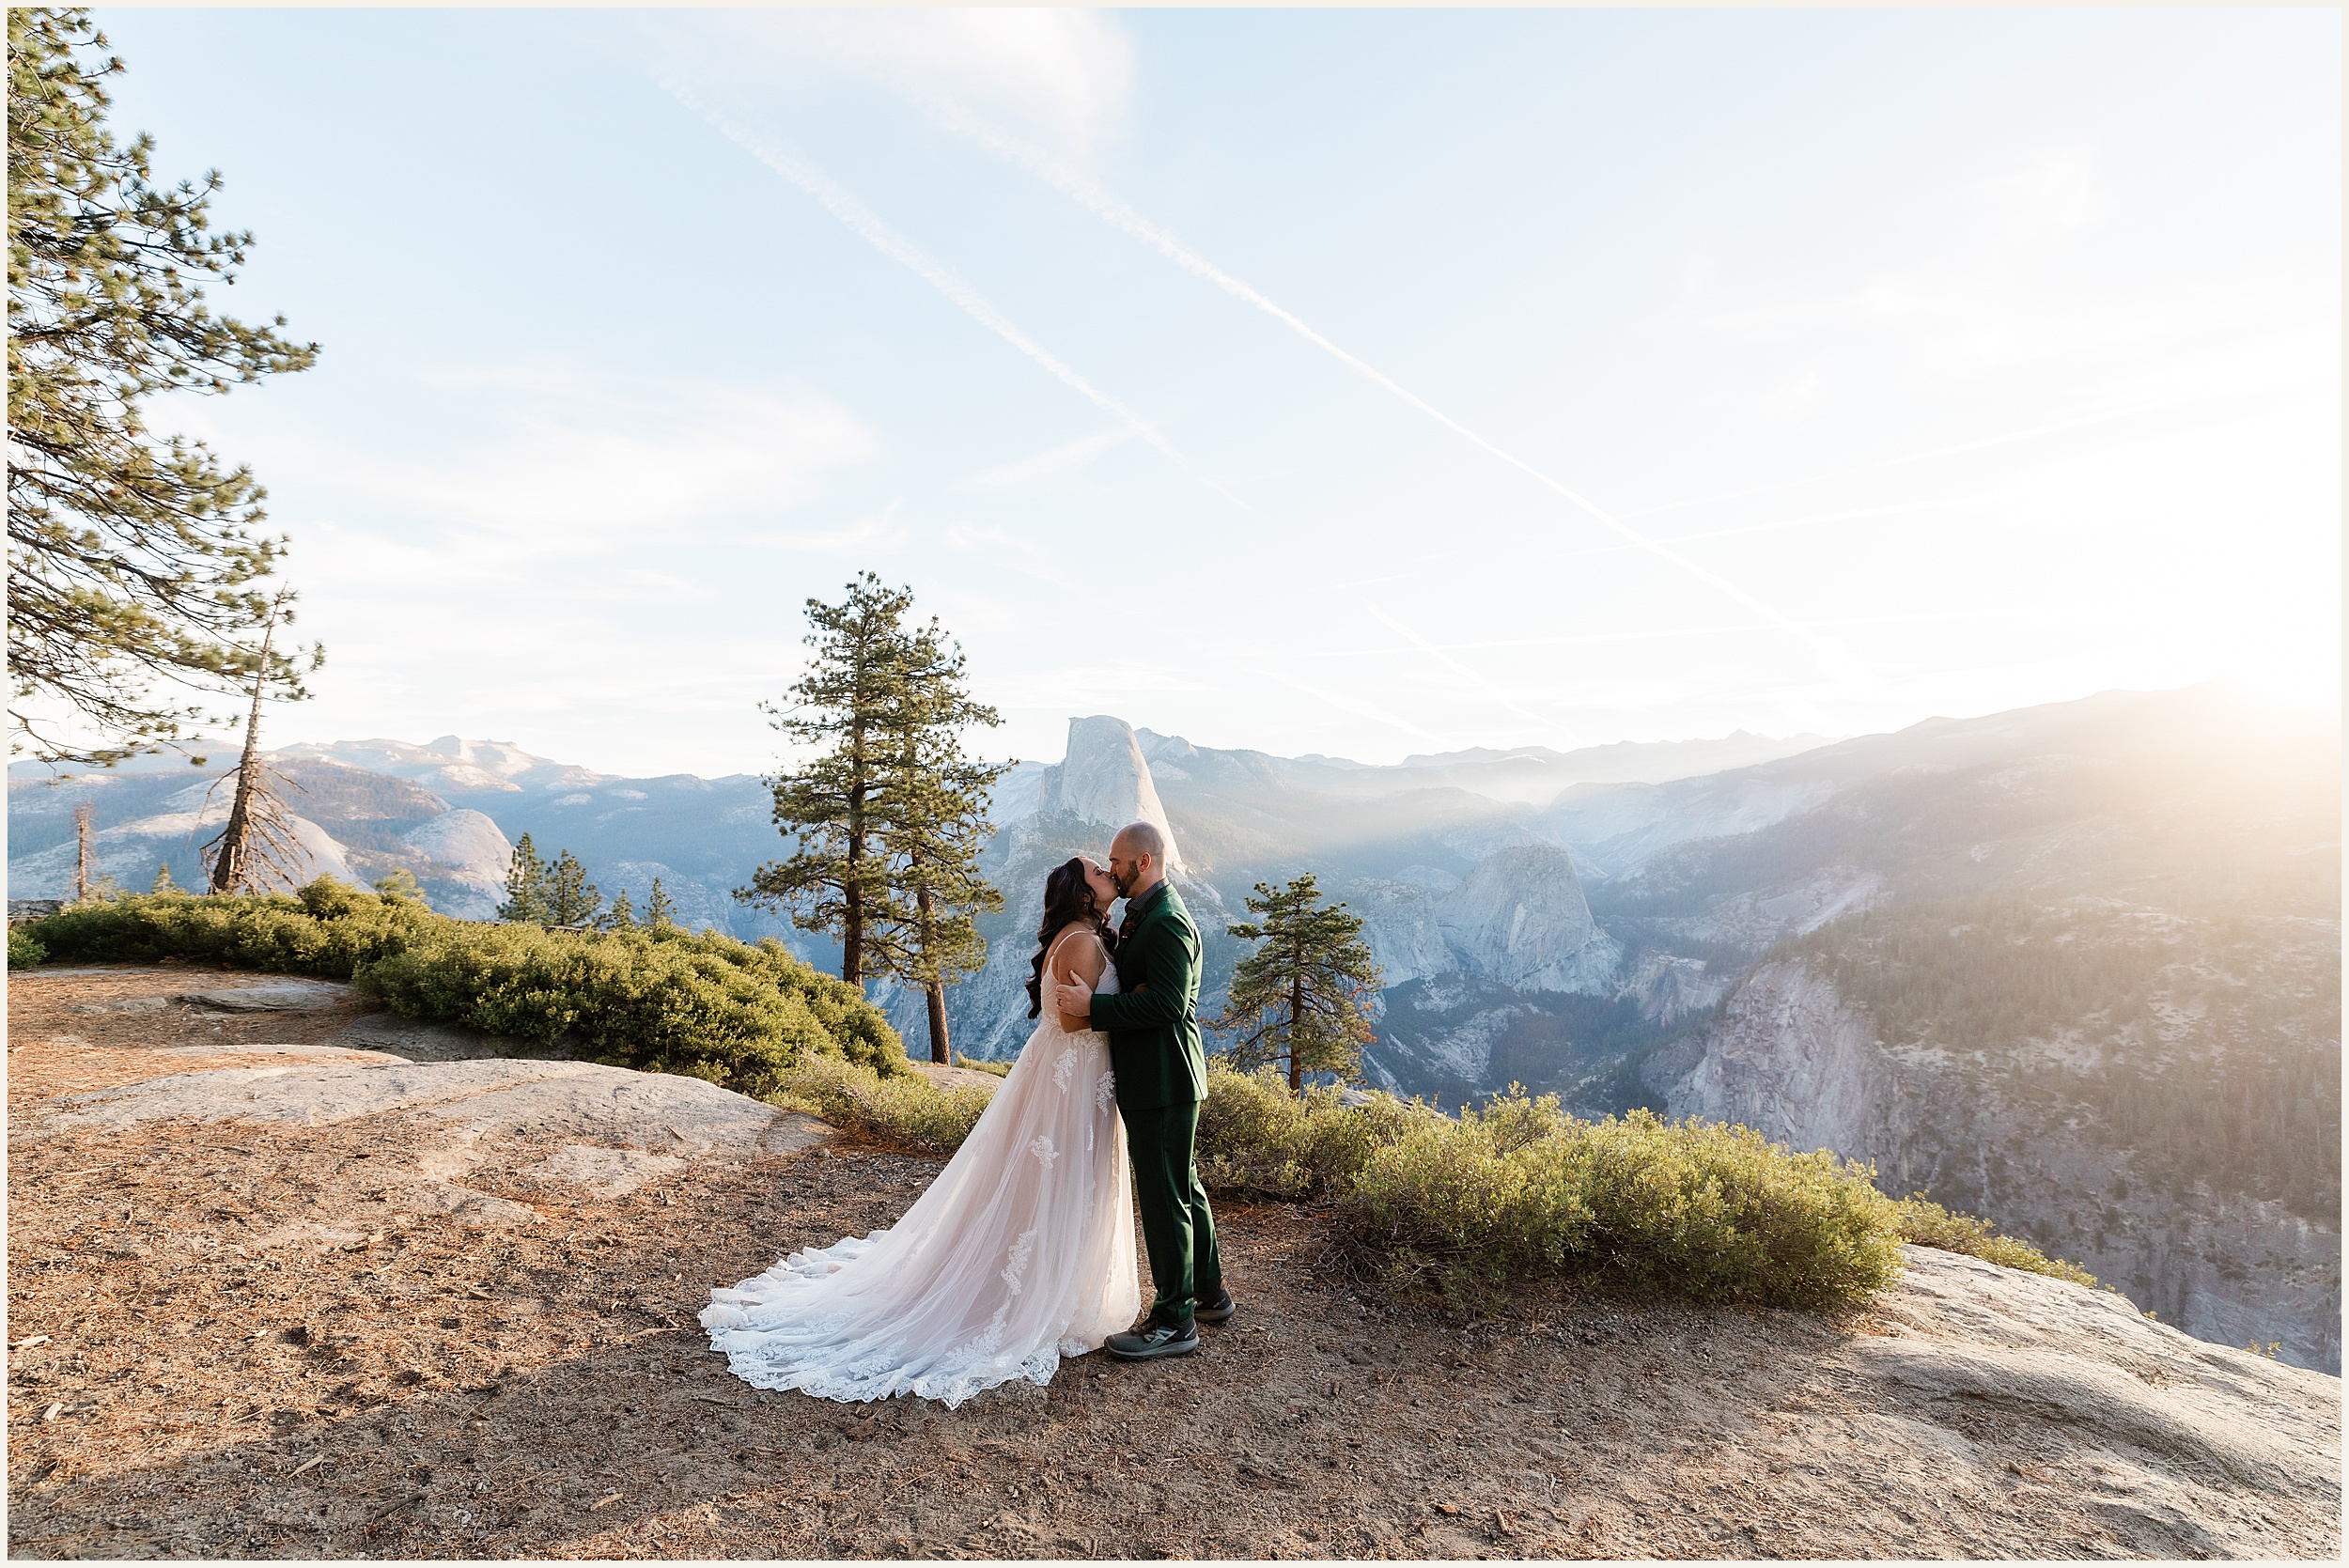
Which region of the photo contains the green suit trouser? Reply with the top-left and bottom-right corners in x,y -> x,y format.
1123,1100 -> 1222,1324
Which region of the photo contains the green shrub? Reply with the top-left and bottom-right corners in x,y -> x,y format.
8,927 -> 47,970
1891,1195 -> 2100,1287
1196,1064 -> 1428,1202
1336,1091 -> 1906,1312
776,1054 -> 994,1157
953,1053 -> 1013,1079
18,883 -> 903,1093
23,883 -> 437,974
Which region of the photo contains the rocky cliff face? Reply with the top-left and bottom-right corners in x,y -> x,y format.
1347,846 -> 1617,996
1649,960 -> 2343,1373
396,808 -> 515,920
1034,716 -> 1184,869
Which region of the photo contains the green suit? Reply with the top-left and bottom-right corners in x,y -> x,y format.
1086,880 -> 1222,1323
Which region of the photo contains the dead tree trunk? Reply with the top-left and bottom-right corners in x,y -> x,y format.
203,598 -> 305,895
73,800 -> 96,902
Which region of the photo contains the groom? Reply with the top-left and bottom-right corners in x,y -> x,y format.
1054,821 -> 1233,1360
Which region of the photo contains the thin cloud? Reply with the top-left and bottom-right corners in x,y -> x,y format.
661,80 -> 1243,513
919,104 -> 1823,657
1618,394 -> 2223,521
1297,606 -> 2024,660
952,426 -> 1135,494
1272,674 -> 1455,748
727,507 -> 902,554
1361,601 -> 1582,747
1552,497 -> 1988,562
945,521 -> 1025,551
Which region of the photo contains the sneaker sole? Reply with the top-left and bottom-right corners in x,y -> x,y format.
1106,1338 -> 1198,1361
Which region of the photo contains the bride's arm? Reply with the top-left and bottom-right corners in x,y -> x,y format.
1054,933 -> 1110,1032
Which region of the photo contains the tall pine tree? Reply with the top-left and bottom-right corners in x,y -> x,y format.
736,573 -> 919,986
645,877 -> 677,931
8,8 -> 323,766
868,615 -> 1007,1063
1214,873 -> 1384,1094
739,576 -> 1008,1044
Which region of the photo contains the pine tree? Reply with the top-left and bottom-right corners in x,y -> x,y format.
8,8 -> 323,767
1214,873 -> 1384,1094
603,888 -> 637,933
866,615 -> 1008,1063
736,573 -> 922,986
149,860 -> 177,893
498,832 -> 550,924
546,849 -> 600,928
201,592 -> 306,895
645,877 -> 677,931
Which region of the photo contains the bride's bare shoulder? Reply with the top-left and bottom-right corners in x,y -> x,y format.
1044,921 -> 1108,960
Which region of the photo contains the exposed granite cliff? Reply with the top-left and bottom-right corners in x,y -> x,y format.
1648,959 -> 2342,1372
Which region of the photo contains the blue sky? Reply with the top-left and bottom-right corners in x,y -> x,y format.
77,6 -> 2341,777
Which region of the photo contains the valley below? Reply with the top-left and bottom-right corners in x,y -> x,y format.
11,683 -> 2340,1371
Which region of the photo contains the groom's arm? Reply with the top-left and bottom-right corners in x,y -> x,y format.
1081,922 -> 1198,1032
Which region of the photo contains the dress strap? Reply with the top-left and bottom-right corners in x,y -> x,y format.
1043,924 -> 1106,980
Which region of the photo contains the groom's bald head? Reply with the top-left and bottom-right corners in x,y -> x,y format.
1108,822 -> 1166,896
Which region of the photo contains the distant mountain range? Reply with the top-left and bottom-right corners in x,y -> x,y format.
8,688 -> 2338,1367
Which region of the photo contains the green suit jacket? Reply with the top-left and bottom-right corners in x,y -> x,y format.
1087,881 -> 1208,1111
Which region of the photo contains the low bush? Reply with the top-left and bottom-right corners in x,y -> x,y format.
775,1055 -> 995,1157
1891,1196 -> 2100,1287
1196,1064 -> 1429,1202
953,1054 -> 1013,1079
19,883 -> 903,1094
23,879 -> 437,975
8,927 -> 47,970
1336,1091 -> 1906,1312
813,1060 -> 1915,1312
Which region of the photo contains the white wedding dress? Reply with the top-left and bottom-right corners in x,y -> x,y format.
701,933 -> 1141,1407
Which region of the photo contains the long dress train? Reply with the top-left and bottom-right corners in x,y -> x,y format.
700,939 -> 1140,1408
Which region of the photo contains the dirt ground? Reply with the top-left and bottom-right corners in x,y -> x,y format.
7,964 -> 2341,1560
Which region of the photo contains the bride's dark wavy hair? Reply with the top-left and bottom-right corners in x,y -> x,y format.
1026,857 -> 1112,1019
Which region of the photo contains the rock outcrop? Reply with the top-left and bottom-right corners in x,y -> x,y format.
397,807 -> 514,919
1347,845 -> 1617,995
1034,716 -> 1183,869
1649,959 -> 2344,1372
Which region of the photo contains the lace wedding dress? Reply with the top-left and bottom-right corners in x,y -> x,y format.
701,932 -> 1140,1407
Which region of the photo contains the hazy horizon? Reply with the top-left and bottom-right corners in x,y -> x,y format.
18,675 -> 2338,789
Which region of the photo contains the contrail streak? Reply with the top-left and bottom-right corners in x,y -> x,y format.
662,82 -> 1244,510
1616,395 -> 2219,522
1362,600 -> 1582,747
1547,496 -> 1987,561
1337,495 -> 1978,588
937,107 -> 1820,649
1298,605 -> 2020,659
1272,674 -> 1453,747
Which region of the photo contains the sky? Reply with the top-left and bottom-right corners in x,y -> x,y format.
58,5 -> 2343,779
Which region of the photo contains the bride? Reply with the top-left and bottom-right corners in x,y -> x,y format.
700,855 -> 1141,1407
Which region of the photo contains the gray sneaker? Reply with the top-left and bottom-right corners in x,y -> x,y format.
1193,1288 -> 1236,1324
1106,1317 -> 1198,1360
